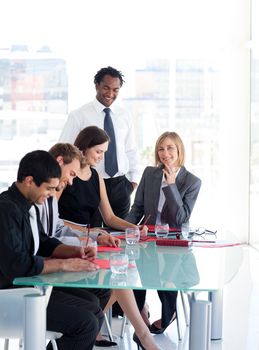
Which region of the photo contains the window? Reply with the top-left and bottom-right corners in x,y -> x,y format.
0,0 -> 250,241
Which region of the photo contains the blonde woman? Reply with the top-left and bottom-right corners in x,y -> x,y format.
126,131 -> 201,334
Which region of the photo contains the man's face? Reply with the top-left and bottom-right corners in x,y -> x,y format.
29,178 -> 60,204
96,75 -> 121,107
58,158 -> 80,191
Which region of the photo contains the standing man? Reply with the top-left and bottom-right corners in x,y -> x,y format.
59,66 -> 140,227
0,150 -> 103,350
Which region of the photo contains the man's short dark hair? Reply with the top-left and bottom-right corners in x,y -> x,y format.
94,66 -> 125,87
17,150 -> 61,186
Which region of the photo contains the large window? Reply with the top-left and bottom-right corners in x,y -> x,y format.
0,0 -> 250,241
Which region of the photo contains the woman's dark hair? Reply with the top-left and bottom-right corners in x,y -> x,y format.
94,66 -> 125,87
17,150 -> 61,186
74,126 -> 110,154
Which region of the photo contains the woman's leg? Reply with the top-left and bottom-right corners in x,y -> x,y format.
114,289 -> 160,350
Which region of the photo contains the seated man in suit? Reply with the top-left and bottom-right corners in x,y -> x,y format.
0,150 -> 103,350
37,142 -> 118,347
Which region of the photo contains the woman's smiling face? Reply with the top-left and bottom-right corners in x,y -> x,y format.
157,137 -> 179,168
84,141 -> 109,166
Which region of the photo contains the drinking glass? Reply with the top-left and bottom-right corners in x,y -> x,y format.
155,223 -> 169,238
125,227 -> 140,245
181,223 -> 190,239
110,273 -> 127,286
125,245 -> 140,261
109,253 -> 129,274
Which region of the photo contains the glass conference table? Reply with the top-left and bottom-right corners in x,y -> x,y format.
14,240 -> 243,350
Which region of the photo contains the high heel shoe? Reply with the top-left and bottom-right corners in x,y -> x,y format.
133,332 -> 146,350
95,339 -> 118,347
149,312 -> 177,334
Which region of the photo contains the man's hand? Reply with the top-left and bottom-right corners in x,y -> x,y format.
97,234 -> 121,247
80,246 -> 97,260
90,227 -> 109,236
61,258 -> 99,272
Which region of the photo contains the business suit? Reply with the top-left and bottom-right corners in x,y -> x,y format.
126,165 -> 201,329
126,165 -> 201,228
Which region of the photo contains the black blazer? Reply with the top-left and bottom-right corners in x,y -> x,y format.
126,166 -> 201,228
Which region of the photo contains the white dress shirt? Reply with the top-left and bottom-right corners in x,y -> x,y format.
59,98 -> 141,183
29,206 -> 39,255
36,196 -> 100,243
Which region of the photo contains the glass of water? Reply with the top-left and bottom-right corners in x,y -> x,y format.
125,227 -> 140,245
155,223 -> 169,238
181,223 -> 190,239
109,253 -> 129,274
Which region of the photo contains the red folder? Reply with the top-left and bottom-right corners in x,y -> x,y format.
156,239 -> 191,247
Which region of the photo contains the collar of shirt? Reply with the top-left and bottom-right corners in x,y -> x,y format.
9,182 -> 32,213
93,97 -> 117,116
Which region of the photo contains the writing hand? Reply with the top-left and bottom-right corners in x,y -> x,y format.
80,246 -> 96,260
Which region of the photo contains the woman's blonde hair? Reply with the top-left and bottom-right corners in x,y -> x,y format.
155,131 -> 185,167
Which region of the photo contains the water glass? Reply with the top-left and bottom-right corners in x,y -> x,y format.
181,223 -> 189,239
125,245 -> 140,261
155,223 -> 169,239
109,253 -> 129,274
110,273 -> 127,286
125,227 -> 140,245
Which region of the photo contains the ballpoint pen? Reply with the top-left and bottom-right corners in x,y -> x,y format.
140,214 -> 151,226
138,214 -> 151,241
85,223 -> 90,247
191,239 -> 216,243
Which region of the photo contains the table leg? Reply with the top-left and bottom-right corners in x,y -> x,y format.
189,297 -> 212,350
24,293 -> 46,350
209,290 -> 223,340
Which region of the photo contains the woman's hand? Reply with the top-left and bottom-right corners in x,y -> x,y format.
138,225 -> 148,239
163,164 -> 178,185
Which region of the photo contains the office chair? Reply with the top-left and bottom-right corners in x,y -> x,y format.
0,288 -> 62,350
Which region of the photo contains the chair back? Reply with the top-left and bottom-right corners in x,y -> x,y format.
0,288 -> 40,339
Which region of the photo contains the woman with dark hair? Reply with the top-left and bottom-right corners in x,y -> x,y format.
58,126 -> 138,229
58,126 -> 160,350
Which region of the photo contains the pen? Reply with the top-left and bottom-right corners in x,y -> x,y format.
192,240 -> 216,243
85,223 -> 90,247
142,214 -> 151,226
138,214 -> 151,226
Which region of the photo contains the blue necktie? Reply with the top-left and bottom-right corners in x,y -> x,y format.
103,108 -> 118,177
